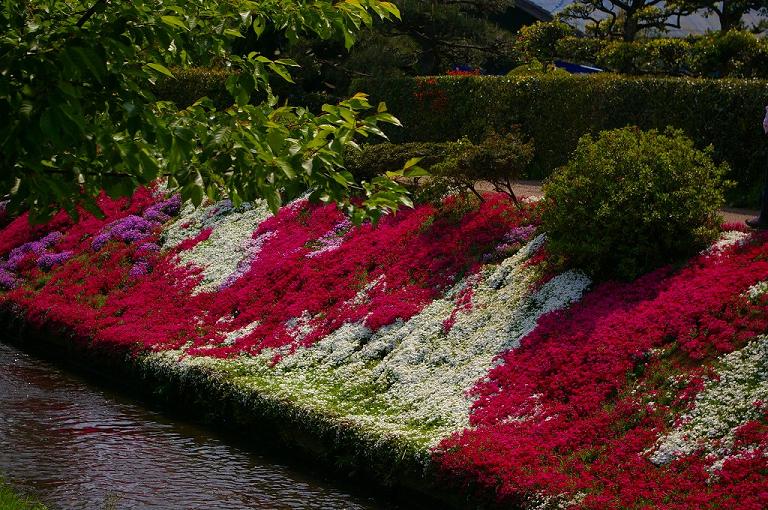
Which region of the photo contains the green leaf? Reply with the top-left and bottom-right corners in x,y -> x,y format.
404,166 -> 429,178
331,172 -> 349,187
252,16 -> 266,37
160,15 -> 188,30
146,63 -> 175,78
268,62 -> 295,83
404,157 -> 422,169
275,158 -> 297,179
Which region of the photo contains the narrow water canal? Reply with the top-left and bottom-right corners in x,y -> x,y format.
0,341 -> 399,509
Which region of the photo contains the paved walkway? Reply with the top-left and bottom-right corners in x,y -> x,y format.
482,180 -> 758,226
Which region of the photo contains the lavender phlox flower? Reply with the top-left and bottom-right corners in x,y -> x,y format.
41,231 -> 64,246
6,231 -> 65,269
502,225 -> 537,245
112,215 -> 155,241
6,245 -> 36,269
91,232 -> 111,251
129,261 -> 150,277
92,215 -> 156,250
37,251 -> 74,271
135,242 -> 161,257
0,268 -> 18,289
142,208 -> 170,224
143,194 -> 182,223
306,219 -> 352,259
482,225 -> 538,263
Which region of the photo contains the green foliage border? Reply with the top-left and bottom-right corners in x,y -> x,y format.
350,74 -> 768,208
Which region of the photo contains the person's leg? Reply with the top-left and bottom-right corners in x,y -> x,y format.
746,163 -> 768,229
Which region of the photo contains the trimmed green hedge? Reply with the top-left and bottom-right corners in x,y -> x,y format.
352,74 -> 768,207
153,67 -> 339,112
154,67 -> 234,109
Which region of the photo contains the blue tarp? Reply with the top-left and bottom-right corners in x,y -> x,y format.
554,60 -> 603,74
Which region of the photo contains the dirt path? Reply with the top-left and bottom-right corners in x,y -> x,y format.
479,180 -> 758,226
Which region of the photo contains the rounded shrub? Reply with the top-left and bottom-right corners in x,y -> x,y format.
516,21 -> 575,62
541,126 -> 729,281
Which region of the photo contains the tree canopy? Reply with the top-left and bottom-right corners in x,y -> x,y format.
560,0 -> 695,40
1,0 -> 417,224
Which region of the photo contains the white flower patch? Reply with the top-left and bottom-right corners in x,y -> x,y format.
746,280 -> 768,301
284,311 -> 315,344
705,230 -> 750,255
649,336 -> 768,467
164,200 -> 273,293
221,321 -> 261,347
263,236 -> 591,446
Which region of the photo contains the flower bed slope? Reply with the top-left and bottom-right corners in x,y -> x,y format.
0,190 -> 766,508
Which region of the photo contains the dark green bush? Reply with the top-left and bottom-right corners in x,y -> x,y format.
689,30 -> 768,78
430,130 -> 534,205
344,130 -> 534,204
541,127 -> 728,281
596,41 -> 649,74
595,38 -> 693,75
555,36 -> 608,65
516,21 -> 576,63
154,67 -> 234,109
644,38 -> 692,76
353,74 -> 768,207
514,23 -> 768,79
343,141 -> 452,182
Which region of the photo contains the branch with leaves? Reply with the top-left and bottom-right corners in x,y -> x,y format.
1,0 -> 409,224
559,0 -> 696,40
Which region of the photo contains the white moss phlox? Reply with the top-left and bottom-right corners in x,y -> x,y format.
254,235 -> 591,446
649,336 -> 768,467
163,199 -> 273,293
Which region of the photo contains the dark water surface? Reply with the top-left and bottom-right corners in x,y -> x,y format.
0,341 -> 397,510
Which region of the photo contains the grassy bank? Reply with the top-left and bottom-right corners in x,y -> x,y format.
0,478 -> 46,510
0,309 -> 486,510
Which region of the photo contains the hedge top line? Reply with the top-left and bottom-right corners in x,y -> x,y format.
162,66 -> 768,90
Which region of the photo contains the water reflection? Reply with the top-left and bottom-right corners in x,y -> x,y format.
0,341 -> 391,509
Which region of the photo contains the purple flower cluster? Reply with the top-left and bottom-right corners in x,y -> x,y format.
129,260 -> 151,277
92,195 -> 182,251
90,194 -> 182,279
143,194 -> 182,224
7,231 -> 63,267
0,268 -> 17,289
503,225 -> 537,245
92,215 -> 155,251
37,251 -> 75,271
0,194 -> 182,290
482,225 -> 538,263
0,231 -> 73,289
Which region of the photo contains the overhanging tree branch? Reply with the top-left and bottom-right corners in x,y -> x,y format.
75,0 -> 108,28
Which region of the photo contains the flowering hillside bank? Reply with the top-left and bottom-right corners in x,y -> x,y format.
0,189 -> 766,509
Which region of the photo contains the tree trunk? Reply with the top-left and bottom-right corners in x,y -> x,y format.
623,15 -> 639,41
719,0 -> 744,31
